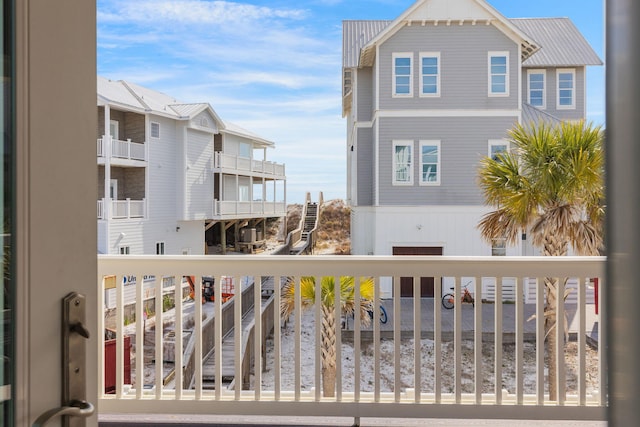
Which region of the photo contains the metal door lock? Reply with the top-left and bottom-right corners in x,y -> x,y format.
33,292 -> 94,427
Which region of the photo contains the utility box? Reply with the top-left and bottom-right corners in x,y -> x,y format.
241,228 -> 256,242
104,335 -> 131,393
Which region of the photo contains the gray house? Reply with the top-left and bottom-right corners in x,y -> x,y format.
342,0 -> 602,298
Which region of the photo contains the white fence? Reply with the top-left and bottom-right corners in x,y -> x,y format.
97,137 -> 147,162
98,255 -> 606,421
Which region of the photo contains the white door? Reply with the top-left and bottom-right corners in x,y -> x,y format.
110,179 -> 118,200
11,1 -> 97,426
110,120 -> 119,141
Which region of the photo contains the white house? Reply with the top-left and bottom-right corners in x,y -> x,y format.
97,77 -> 286,256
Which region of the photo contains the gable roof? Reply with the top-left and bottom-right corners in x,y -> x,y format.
343,20 -> 391,69
222,121 -> 275,148
97,76 -> 224,126
510,18 -> 603,67
356,0 -> 539,67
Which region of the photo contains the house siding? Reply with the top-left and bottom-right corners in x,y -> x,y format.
186,128 -> 214,220
521,66 -> 586,121
378,116 -> 517,206
357,67 -> 374,122
379,24 -> 520,111
356,127 -> 374,206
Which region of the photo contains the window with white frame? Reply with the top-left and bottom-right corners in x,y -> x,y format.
239,142 -> 251,158
489,140 -> 509,161
119,246 -> 130,255
392,53 -> 413,97
156,241 -> 165,255
491,238 -> 507,256
419,140 -> 440,185
557,69 -> 575,109
488,52 -> 509,96
420,52 -> 440,97
528,70 -> 546,108
392,140 -> 413,185
150,122 -> 160,138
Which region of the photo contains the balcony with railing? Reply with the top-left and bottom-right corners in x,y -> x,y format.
98,255 -> 606,423
214,200 -> 287,218
214,152 -> 285,178
98,137 -> 147,164
98,198 -> 146,220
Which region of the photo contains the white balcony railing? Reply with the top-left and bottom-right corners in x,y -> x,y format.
215,152 -> 285,177
101,198 -> 146,219
97,137 -> 147,162
215,200 -> 286,217
98,256 -> 606,422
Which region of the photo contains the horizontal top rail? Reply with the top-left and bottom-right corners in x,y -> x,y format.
98,255 -> 605,280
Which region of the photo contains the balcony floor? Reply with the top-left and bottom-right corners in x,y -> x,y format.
99,414 -> 606,426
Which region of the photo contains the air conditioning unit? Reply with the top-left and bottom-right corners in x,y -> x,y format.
241,228 -> 256,243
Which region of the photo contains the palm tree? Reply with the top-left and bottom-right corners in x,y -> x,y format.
477,120 -> 604,400
281,276 -> 375,397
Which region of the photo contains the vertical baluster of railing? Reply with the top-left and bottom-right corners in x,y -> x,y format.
454,277 -> 462,403
434,276 -> 442,404
154,275 -> 165,400
413,275 -> 421,403
314,276 -> 322,401
495,277 -> 503,404
274,276 -> 282,401
175,275 -> 184,400
556,277 -> 566,405
234,275 -> 242,400
195,275 -> 203,400
214,275 -> 223,400
515,277 -> 524,404
116,275 -> 125,399
394,275 -> 401,403
135,272 -> 144,400
354,277 -> 361,403
335,276 -> 343,402
373,277 -> 381,403
98,275 -> 106,398
474,276 -> 483,404
598,276 -> 605,406
294,276 -> 302,401
253,276 -> 262,401
578,277 -> 586,406
536,277 -> 545,404
127,139 -> 131,159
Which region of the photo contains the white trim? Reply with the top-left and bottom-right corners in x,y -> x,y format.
392,140 -> 414,186
356,121 -> 374,128
376,109 -> 520,118
419,52 -> 441,97
419,140 -> 441,185
556,68 -> 576,110
392,52 -> 413,98
488,51 -> 510,97
527,69 -> 546,109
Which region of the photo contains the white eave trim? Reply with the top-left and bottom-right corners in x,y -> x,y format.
376,109 -> 520,118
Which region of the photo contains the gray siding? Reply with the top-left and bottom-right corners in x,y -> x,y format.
357,127 -> 374,206
109,167 -> 145,200
357,67 -> 374,122
521,66 -> 586,121
378,25 -> 520,111
378,116 -> 517,206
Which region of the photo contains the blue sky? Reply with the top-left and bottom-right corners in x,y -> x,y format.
98,0 -> 605,204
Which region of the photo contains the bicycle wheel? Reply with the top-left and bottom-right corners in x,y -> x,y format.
442,293 -> 455,310
379,306 -> 388,324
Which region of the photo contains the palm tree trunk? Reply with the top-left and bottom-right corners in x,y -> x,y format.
321,304 -> 336,397
542,235 -> 567,401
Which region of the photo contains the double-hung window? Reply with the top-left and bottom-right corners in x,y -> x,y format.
420,140 -> 440,185
150,122 -> 160,138
528,70 -> 546,108
393,53 -> 413,97
392,140 -> 413,185
489,140 -> 509,161
420,52 -> 440,97
557,69 -> 575,109
488,52 -> 509,96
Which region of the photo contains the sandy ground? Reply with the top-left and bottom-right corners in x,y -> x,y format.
260,311 -> 599,396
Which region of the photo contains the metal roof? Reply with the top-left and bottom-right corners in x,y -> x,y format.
222,121 -> 275,147
342,20 -> 391,68
521,103 -> 562,127
510,18 -> 603,67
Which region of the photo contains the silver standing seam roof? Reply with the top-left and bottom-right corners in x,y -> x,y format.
342,17 -> 601,69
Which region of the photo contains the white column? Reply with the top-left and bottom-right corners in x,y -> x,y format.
104,105 -> 112,252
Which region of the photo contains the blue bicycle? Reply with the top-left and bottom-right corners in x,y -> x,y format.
367,304 -> 388,324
